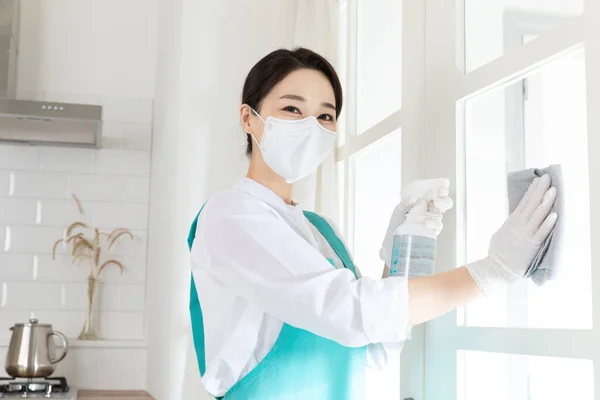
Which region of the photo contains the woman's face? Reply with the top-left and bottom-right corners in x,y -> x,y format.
241,68 -> 337,145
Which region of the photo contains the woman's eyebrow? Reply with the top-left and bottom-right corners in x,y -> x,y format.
280,94 -> 335,110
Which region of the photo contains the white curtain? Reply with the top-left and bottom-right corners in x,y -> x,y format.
181,3 -> 340,399
291,0 -> 340,223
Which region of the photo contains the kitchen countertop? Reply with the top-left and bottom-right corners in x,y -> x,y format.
77,391 -> 154,399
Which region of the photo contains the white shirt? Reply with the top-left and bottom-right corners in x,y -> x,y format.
190,178 -> 409,396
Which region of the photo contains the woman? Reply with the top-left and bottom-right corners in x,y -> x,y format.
188,48 -> 557,400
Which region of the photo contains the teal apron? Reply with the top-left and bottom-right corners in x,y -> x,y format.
188,207 -> 367,400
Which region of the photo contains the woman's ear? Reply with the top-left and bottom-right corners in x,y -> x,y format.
240,104 -> 253,134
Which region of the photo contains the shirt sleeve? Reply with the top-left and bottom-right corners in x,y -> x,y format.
320,216 -> 409,367
192,195 -> 410,348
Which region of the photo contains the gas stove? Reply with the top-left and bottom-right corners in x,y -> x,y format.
0,377 -> 76,398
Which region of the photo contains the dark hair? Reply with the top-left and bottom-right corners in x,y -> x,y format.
242,47 -> 343,156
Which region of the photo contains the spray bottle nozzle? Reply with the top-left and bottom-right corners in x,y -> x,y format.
427,199 -> 435,213
408,188 -> 440,217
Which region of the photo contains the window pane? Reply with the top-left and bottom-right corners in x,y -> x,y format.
465,0 -> 583,72
352,131 -> 402,279
356,0 -> 402,134
461,48 -> 591,329
458,350 -> 594,400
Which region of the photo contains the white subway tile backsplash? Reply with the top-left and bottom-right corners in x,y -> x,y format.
89,202 -> 149,230
0,226 -> 5,251
2,282 -> 63,310
100,256 -> 146,284
67,174 -> 123,201
0,254 -> 35,280
30,310 -> 85,339
122,177 -> 150,203
117,284 -> 145,311
123,122 -> 152,151
0,171 -> 9,197
102,97 -> 153,123
38,199 -> 87,227
0,94 -> 152,346
6,226 -> 64,254
40,146 -> 96,173
35,255 -> 88,282
96,149 -> 150,176
97,284 -> 119,311
60,282 -> 88,310
99,312 -> 144,339
0,310 -> 31,339
35,199 -> 147,231
52,347 -> 146,390
9,171 -> 67,199
0,144 -> 40,170
0,198 -> 38,225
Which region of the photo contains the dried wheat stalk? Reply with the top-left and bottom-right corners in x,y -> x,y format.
72,193 -> 84,215
51,193 -> 134,280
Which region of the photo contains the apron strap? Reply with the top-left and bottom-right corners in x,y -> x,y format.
302,211 -> 359,279
189,206 -> 207,377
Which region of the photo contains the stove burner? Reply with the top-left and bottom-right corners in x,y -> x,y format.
0,377 -> 69,397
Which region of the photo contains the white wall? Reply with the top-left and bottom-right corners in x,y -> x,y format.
0,0 -> 157,390
146,0 -> 298,398
17,0 -> 157,100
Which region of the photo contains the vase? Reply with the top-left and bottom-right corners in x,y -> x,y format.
78,276 -> 100,340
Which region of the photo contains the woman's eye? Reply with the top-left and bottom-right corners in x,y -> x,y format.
283,106 -> 301,114
319,114 -> 334,122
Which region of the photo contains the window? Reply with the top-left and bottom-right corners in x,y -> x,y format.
424,0 -> 599,398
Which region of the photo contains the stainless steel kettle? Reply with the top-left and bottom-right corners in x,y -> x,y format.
5,318 -> 69,378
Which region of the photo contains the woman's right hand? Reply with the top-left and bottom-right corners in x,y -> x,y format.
466,174 -> 558,296
379,179 -> 453,267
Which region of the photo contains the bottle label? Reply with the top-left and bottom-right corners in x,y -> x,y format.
389,234 -> 437,278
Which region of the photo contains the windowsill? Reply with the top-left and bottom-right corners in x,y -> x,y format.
0,339 -> 147,349
69,339 -> 147,348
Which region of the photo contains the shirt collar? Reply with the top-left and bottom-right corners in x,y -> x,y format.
234,178 -> 299,211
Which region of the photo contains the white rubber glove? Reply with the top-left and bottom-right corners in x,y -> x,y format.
466,174 -> 558,297
380,178 -> 454,267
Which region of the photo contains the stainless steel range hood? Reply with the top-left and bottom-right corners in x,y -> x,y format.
0,0 -> 102,148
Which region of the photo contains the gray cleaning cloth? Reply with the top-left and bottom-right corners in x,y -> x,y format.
507,164 -> 563,286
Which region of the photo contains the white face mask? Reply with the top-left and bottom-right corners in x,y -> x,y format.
250,109 -> 336,183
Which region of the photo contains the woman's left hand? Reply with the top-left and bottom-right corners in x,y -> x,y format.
379,179 -> 454,267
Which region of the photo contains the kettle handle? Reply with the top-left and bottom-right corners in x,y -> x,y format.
48,330 -> 69,364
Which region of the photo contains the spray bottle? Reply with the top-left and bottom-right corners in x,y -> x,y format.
389,189 -> 440,278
